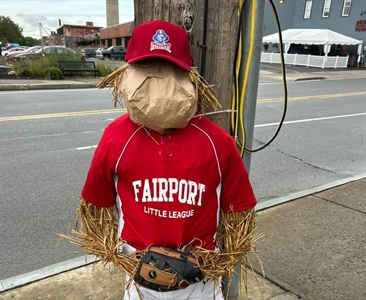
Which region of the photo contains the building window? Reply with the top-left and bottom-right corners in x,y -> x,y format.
304,0 -> 313,19
322,0 -> 332,18
341,0 -> 352,17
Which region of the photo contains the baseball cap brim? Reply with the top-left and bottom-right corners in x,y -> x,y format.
126,53 -> 191,72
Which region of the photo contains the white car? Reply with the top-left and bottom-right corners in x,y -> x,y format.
96,47 -> 106,59
2,47 -> 27,57
6,46 -> 42,61
15,46 -> 79,60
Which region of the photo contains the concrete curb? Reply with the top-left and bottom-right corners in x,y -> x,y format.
0,83 -> 98,91
256,173 -> 366,211
0,255 -> 97,292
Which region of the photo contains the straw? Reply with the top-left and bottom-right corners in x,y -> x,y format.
96,63 -> 222,113
60,199 -> 263,298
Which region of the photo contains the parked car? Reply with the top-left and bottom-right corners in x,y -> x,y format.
81,48 -> 97,60
4,43 -> 20,50
98,46 -> 126,60
6,46 -> 42,61
2,47 -> 27,57
95,47 -> 105,59
16,46 -> 79,60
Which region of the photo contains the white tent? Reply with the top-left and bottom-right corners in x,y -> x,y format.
262,29 -> 362,62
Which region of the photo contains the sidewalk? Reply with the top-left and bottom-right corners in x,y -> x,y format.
258,63 -> 366,83
1,66 -> 365,299
0,63 -> 365,90
0,76 -> 101,90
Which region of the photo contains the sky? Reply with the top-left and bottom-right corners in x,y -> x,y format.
1,0 -> 134,39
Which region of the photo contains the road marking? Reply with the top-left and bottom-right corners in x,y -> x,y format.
76,145 -> 98,151
258,91 -> 366,103
255,112 -> 366,128
0,109 -> 126,122
75,113 -> 366,150
1,91 -> 364,122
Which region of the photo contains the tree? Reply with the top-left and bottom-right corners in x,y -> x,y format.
23,36 -> 41,47
0,16 -> 24,46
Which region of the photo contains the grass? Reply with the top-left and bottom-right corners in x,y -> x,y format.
94,59 -> 124,77
9,56 -> 122,79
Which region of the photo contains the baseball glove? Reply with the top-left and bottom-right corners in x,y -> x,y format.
133,246 -> 204,291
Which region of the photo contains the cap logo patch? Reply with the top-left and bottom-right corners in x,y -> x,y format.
150,29 -> 172,53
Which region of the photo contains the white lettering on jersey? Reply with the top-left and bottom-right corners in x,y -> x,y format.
132,180 -> 141,202
168,178 -> 178,201
169,209 -> 194,218
143,206 -> 168,217
132,178 -> 205,206
143,206 -> 194,219
142,179 -> 151,202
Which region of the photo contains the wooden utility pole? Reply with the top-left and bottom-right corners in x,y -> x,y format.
133,1 -> 267,299
134,0 -> 239,131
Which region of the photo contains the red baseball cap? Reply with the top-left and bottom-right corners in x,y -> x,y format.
125,20 -> 193,71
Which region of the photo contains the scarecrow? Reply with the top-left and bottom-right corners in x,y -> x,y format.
64,20 -> 261,300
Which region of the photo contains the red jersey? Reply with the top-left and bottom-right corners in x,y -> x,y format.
81,114 -> 256,250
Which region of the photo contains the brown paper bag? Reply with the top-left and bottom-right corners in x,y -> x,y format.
120,61 -> 197,133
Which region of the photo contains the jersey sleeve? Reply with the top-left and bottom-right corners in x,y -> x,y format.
81,127 -> 117,208
220,136 -> 257,213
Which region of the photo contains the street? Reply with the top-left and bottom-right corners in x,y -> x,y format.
0,77 -> 365,280
251,77 -> 365,202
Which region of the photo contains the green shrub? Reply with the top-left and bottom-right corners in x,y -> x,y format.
13,58 -> 54,78
12,62 -> 28,77
95,60 -> 123,77
45,67 -> 64,80
11,56 -> 124,79
12,54 -> 77,78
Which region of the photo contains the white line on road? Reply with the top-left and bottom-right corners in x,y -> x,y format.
76,145 -> 98,151
255,112 -> 366,128
75,113 -> 366,150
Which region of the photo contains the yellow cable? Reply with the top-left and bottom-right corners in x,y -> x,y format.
233,34 -> 242,142
231,0 -> 245,145
231,0 -> 245,144
233,0 -> 288,154
238,0 -> 256,157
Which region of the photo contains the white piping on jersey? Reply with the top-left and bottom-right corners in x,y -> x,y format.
142,126 -> 161,145
190,123 -> 223,181
213,183 -> 222,243
114,126 -> 143,238
190,123 -> 223,242
114,175 -> 124,238
114,126 -> 144,174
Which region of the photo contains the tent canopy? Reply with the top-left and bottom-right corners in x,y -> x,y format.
262,28 -> 362,46
262,29 -> 362,56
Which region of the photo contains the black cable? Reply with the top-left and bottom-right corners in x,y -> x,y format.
231,0 -> 248,138
231,0 -> 288,155
200,0 -> 209,77
244,0 -> 288,153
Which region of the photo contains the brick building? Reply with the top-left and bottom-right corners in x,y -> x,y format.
56,22 -> 103,48
99,21 -> 134,48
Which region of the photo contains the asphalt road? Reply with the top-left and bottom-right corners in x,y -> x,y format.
0,78 -> 365,279
251,77 -> 365,202
0,89 -> 119,279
